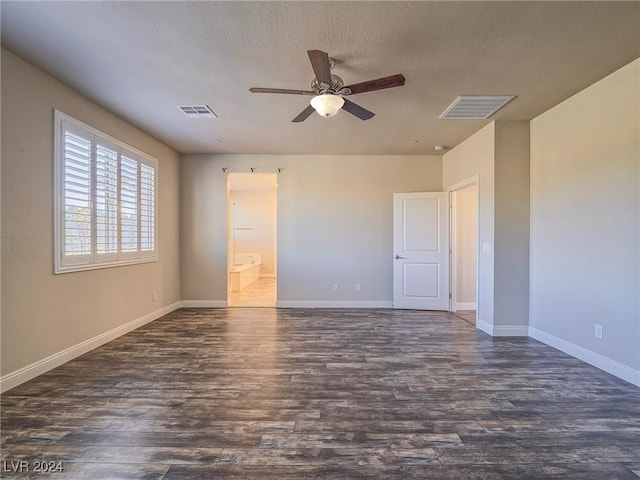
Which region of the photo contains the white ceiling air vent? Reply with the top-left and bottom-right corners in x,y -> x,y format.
177,105 -> 217,118
439,95 -> 515,119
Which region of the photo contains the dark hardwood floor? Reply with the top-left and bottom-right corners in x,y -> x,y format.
2,308 -> 639,479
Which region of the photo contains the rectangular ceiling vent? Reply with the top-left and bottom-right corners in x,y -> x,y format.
177,105 -> 217,118
439,95 -> 515,119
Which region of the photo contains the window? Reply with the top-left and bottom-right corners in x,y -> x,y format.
54,111 -> 158,273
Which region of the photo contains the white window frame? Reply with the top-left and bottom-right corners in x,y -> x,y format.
54,110 -> 158,274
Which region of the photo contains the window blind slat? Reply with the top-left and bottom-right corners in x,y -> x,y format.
140,163 -> 155,251
120,156 -> 138,253
96,144 -> 119,254
63,130 -> 91,257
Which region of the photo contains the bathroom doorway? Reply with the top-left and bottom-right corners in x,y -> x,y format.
227,173 -> 277,307
449,179 -> 478,326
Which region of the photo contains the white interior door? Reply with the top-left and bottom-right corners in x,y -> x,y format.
393,192 -> 449,310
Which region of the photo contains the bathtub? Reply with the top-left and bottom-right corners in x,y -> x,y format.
230,253 -> 262,291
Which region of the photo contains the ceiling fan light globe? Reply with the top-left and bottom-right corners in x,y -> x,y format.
310,94 -> 344,118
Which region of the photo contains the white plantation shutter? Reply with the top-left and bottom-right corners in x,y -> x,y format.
96,144 -> 119,255
140,163 -> 155,253
120,155 -> 138,253
54,111 -> 158,273
63,130 -> 92,257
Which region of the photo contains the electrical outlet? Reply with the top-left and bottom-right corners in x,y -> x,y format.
594,324 -> 603,339
332,284 -> 339,292
355,283 -> 362,292
152,291 -> 158,302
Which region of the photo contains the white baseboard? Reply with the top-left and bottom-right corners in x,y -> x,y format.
529,326 -> 640,387
477,319 -> 493,335
475,319 -> 528,337
0,301 -> 182,393
276,300 -> 393,309
455,302 -> 476,311
180,300 -> 228,308
493,325 -> 529,336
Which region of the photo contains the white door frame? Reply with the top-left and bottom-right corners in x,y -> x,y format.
447,176 -> 479,318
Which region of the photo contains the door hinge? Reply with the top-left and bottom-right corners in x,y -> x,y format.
449,293 -> 452,299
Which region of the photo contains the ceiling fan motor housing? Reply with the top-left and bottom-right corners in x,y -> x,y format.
311,75 -> 352,96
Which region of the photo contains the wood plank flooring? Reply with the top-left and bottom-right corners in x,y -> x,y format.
2,308 -> 639,479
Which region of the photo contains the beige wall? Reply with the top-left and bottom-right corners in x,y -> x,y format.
1,49 -> 181,377
443,121 -> 530,334
455,185 -> 477,306
494,121 -> 530,328
181,154 -> 442,305
230,189 -> 277,276
443,123 -> 496,330
530,59 -> 640,372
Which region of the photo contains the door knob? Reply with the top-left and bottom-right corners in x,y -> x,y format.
395,255 -> 406,259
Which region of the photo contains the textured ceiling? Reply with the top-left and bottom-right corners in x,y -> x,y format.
2,1 -> 639,155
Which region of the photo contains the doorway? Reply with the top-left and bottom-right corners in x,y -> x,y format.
227,173 -> 277,307
449,179 -> 478,326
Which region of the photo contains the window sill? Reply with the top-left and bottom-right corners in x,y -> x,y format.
54,256 -> 158,274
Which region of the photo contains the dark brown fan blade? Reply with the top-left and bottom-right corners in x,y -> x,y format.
292,104 -> 316,123
341,98 -> 375,120
345,74 -> 406,95
250,87 -> 315,95
307,50 -> 332,85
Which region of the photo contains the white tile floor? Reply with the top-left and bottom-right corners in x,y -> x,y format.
455,310 -> 476,325
228,277 -> 277,307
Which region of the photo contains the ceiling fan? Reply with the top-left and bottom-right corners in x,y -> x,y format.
249,50 -> 405,122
